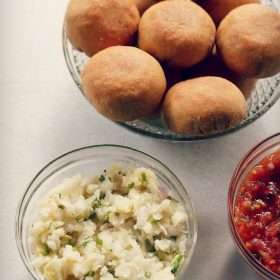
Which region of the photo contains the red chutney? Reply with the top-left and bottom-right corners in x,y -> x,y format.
234,149 -> 280,276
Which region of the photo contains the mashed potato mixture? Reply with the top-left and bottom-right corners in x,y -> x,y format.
29,166 -> 188,280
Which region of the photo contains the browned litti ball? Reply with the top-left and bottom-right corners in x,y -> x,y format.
194,0 -> 259,26
161,77 -> 247,136
82,46 -> 166,122
138,0 -> 216,68
217,4 -> 280,78
65,0 -> 140,57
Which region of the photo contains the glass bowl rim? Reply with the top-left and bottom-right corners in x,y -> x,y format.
15,144 -> 198,280
62,19 -> 280,142
228,132 -> 280,279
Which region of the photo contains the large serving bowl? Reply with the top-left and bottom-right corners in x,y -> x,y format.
15,145 -> 197,280
62,0 -> 280,142
228,133 -> 280,280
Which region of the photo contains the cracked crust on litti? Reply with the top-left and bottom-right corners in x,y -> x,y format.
161,77 -> 248,136
65,0 -> 140,57
216,4 -> 280,78
82,46 -> 166,122
194,0 -> 259,26
138,0 -> 216,68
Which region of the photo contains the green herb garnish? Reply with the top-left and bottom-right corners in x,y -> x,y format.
148,216 -> 161,224
98,174 -> 106,183
67,239 -> 74,246
79,237 -> 92,248
168,236 -> 177,241
84,271 -> 95,278
128,182 -> 135,189
108,268 -> 115,276
41,243 -> 52,256
104,211 -> 110,222
47,221 -> 53,235
140,172 -> 147,184
100,191 -> 106,200
88,211 -> 97,221
92,198 -> 102,209
145,239 -> 156,253
167,196 -> 179,203
75,217 -> 82,223
155,250 -> 166,261
96,237 -> 103,246
48,221 -> 53,231
145,272 -> 151,278
171,253 -> 183,274
236,215 -> 250,224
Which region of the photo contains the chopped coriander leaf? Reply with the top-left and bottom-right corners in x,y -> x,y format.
75,217 -> 82,223
104,211 -> 110,222
155,250 -> 166,261
84,271 -> 95,277
141,172 -> 147,184
128,182 -> 135,189
98,174 -> 106,183
47,221 -> 53,232
92,198 -> 102,209
58,204 -> 65,209
145,239 -> 156,253
100,191 -> 106,200
167,196 -> 179,203
148,216 -> 161,223
236,215 -> 250,224
41,243 -> 52,256
67,239 -> 74,246
108,268 -> 115,276
171,253 -> 183,274
88,211 -> 97,221
145,272 -> 151,278
81,238 -> 92,248
168,236 -> 177,241
108,177 -> 112,182
96,237 -> 103,246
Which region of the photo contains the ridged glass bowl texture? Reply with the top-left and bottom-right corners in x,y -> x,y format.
63,0 -> 280,142
228,133 -> 280,280
15,145 -> 197,280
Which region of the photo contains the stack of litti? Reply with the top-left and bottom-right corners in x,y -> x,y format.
65,0 -> 280,136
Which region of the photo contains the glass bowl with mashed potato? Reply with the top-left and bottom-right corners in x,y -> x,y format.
15,145 -> 197,280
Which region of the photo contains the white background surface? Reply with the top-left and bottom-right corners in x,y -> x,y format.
0,0 -> 279,279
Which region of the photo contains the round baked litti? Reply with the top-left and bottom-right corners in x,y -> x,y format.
82,46 -> 166,122
161,77 -> 248,135
138,0 -> 216,68
217,4 -> 280,78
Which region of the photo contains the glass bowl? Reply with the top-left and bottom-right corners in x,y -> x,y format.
62,0 -> 280,142
228,133 -> 280,280
15,145 -> 197,280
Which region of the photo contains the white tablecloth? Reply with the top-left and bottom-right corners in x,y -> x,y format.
0,0 -> 279,279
